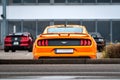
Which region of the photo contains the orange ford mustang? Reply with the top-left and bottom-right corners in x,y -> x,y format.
33,25 -> 97,59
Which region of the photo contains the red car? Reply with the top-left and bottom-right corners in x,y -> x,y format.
4,32 -> 34,52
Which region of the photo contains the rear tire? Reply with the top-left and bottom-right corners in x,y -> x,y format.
28,45 -> 33,52
4,48 -> 9,52
12,49 -> 16,52
28,48 -> 32,52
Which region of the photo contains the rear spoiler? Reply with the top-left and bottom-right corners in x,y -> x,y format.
39,33 -> 89,37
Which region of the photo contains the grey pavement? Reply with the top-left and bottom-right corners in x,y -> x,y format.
0,50 -> 33,59
0,50 -> 102,59
0,64 -> 120,79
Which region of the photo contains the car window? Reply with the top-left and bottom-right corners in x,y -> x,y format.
91,34 -> 97,38
90,32 -> 102,38
47,27 -> 83,33
9,33 -> 23,36
9,32 -> 30,37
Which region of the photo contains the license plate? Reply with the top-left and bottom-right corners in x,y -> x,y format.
55,49 -> 73,54
13,42 -> 19,45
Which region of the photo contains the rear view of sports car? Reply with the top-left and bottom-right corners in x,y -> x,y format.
89,32 -> 106,52
33,25 -> 97,59
4,32 -> 34,52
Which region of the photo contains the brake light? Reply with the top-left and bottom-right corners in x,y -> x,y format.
4,36 -> 12,46
5,36 -> 12,42
37,40 -> 48,46
80,39 -> 91,46
21,36 -> 28,41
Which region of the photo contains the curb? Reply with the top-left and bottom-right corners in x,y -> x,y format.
0,59 -> 120,64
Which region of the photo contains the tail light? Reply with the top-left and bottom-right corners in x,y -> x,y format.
5,36 -> 12,42
4,36 -> 12,46
80,39 -> 91,46
21,36 -> 29,41
37,40 -> 48,46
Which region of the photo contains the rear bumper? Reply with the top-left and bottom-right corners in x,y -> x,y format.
4,46 -> 30,50
33,46 -> 97,60
97,44 -> 105,49
33,54 -> 96,60
33,52 -> 96,60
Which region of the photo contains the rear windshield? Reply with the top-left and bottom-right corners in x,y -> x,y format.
89,33 -> 102,38
9,33 -> 28,36
47,27 -> 83,33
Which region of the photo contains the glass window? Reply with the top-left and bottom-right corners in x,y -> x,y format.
37,21 -> 50,35
8,0 -> 23,4
112,21 -> 120,43
97,21 -> 111,43
112,0 -> 120,3
0,0 -> 1,4
8,21 -> 22,34
54,0 -> 66,3
82,0 -> 96,3
23,21 -> 36,38
54,21 -> 66,25
67,21 -> 80,25
67,0 -> 80,3
47,27 -> 83,33
12,0 -> 22,3
97,0 -> 111,3
23,0 -> 36,3
38,0 -> 50,3
8,0 -> 22,4
82,21 -> 96,32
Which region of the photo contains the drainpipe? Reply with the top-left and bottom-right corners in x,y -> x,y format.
1,0 -> 6,48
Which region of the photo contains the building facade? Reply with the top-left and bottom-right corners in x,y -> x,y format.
0,0 -> 120,45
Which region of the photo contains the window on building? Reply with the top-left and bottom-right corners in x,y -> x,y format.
8,0 -> 22,4
82,21 -> 96,32
67,21 -> 80,25
112,21 -> 120,43
82,0 -> 96,3
37,21 -> 50,35
112,0 -> 120,3
0,0 -> 1,4
12,0 -> 22,3
54,21 -> 66,25
38,0 -> 50,3
67,0 -> 81,3
97,0 -> 111,3
23,0 -> 36,3
8,21 -> 22,34
23,21 -> 36,38
97,21 -> 111,43
54,0 -> 66,3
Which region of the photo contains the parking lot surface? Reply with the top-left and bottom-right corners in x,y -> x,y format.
0,50 -> 33,59
0,50 -> 101,59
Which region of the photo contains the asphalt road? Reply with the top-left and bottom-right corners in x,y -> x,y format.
0,64 -> 120,79
0,64 -> 120,75
0,51 -> 120,79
